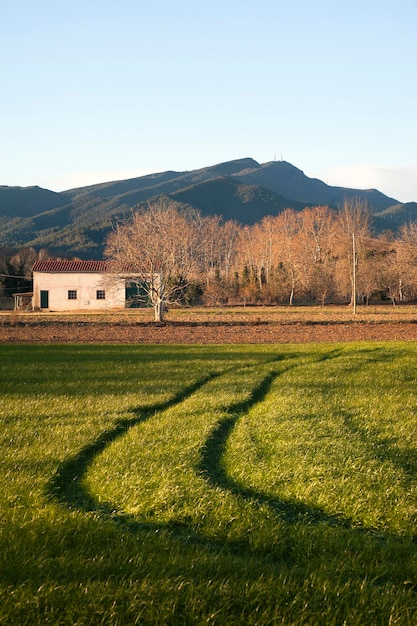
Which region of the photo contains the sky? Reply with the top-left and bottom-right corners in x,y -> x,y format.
1,0 -> 416,202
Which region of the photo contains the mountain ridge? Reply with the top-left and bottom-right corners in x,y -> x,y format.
0,158 -> 414,257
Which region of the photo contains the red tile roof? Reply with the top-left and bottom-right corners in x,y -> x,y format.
32,260 -> 112,273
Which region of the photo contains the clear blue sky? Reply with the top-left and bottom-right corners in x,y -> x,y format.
1,0 -> 416,202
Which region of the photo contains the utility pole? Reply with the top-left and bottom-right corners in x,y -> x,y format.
352,232 -> 357,315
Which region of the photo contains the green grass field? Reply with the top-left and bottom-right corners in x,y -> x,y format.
2,342 -> 417,625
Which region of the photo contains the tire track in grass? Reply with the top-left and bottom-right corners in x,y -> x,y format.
48,347 -> 393,536
44,345 -> 417,603
46,356 -> 293,518
42,346 -> 417,614
44,359 -> 357,567
197,346 -> 417,533
197,365 -> 354,528
46,373 -> 219,511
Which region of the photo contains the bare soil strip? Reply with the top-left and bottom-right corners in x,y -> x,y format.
1,319 -> 417,343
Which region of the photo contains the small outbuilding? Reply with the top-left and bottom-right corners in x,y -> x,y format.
31,260 -> 135,312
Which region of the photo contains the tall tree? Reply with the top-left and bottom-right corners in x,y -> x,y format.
385,223 -> 417,302
105,199 -> 200,322
334,198 -> 372,307
235,216 -> 283,303
300,206 -> 337,305
275,209 -> 304,305
199,216 -> 239,303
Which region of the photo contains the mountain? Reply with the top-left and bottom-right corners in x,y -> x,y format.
170,176 -> 308,223
65,158 -> 261,203
62,158 -> 397,212
0,159 -> 413,257
0,185 -> 70,218
233,161 -> 397,212
372,202 -> 417,230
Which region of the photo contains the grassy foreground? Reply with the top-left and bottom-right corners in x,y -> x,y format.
2,342 -> 417,625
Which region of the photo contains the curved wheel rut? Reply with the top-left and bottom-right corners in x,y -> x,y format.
198,368 -> 354,528
47,351 -> 402,549
47,373 -> 219,511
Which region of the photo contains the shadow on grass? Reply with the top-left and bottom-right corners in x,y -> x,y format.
197,369 -> 353,529
47,348 -> 409,550
196,345 -> 411,528
47,350 -> 355,529
47,372 -> 219,511
48,363 -> 350,559
341,410 -> 417,486
5,343 -> 417,626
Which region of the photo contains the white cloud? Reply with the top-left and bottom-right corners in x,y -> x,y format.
316,165 -> 417,204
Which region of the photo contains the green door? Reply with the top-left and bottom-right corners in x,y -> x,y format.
40,290 -> 49,309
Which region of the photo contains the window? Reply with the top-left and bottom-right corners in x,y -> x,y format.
68,290 -> 77,300
96,290 -> 106,300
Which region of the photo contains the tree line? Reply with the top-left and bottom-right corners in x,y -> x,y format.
0,247 -> 48,309
2,197 -> 417,318
105,197 -> 417,320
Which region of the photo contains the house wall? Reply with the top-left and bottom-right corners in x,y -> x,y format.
32,271 -> 126,311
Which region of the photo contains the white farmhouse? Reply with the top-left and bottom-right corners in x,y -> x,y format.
32,260 -> 130,312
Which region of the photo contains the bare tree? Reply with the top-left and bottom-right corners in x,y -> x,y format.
300,206 -> 337,305
357,244 -> 388,304
334,198 -> 372,307
198,216 -> 239,303
236,224 -> 263,299
234,216 -> 283,303
275,209 -> 304,305
105,199 -> 200,322
384,223 -> 417,302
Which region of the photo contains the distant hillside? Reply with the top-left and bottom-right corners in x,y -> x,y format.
65,158 -> 261,202
373,202 -> 417,230
170,176 -> 308,224
0,158 -> 412,257
63,159 -> 397,213
0,185 -> 70,218
233,161 -> 397,212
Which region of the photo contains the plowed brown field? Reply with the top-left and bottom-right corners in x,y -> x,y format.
2,306 -> 417,343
